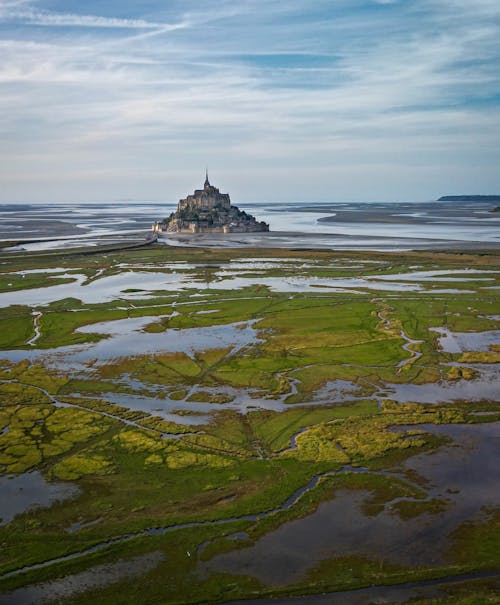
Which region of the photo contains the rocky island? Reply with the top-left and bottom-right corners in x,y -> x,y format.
153,173 -> 269,234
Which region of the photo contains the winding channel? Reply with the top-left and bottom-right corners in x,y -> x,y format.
374,300 -> 424,371
0,470 -> 330,579
0,378 -> 428,583
220,570 -> 500,605
26,311 -> 42,347
0,462 -> 428,581
0,380 -> 188,441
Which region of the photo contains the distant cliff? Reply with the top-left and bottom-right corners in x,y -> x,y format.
153,173 -> 269,234
438,195 -> 500,202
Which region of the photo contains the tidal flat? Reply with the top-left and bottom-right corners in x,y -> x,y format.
0,244 -> 499,605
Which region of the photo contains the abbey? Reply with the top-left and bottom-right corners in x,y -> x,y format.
153,173 -> 269,234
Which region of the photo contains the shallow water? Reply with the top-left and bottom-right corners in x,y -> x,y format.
211,274 -> 425,293
3,200 -> 499,252
0,472 -> 79,526
221,573 -> 500,605
308,380 -> 365,403
101,392 -> 212,425
385,364 -> 500,404
1,424 -> 498,598
372,269 -> 499,282
100,384 -> 351,420
206,490 -> 437,584
205,422 -> 500,585
399,423 -> 500,515
0,317 -> 262,366
430,327 -> 500,354
0,551 -> 164,605
0,262 -> 493,310
0,271 -> 189,308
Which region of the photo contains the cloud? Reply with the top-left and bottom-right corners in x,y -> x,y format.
0,0 -> 499,202
16,10 -> 168,28
0,2 -> 188,30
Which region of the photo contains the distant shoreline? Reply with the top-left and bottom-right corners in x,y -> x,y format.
438,195 -> 500,202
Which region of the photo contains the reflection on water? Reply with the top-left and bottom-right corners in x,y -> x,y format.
385,364 -> 500,403
430,327 -> 500,354
0,271 -> 186,308
1,261 -> 496,310
211,274 -> 423,293
102,392 -> 212,425
206,423 -> 500,585
372,269 -> 498,282
0,472 -> 79,526
0,317 -> 262,366
3,200 -> 499,252
309,380 -> 365,403
399,423 -> 500,514
101,383 -> 351,422
207,489 -> 439,584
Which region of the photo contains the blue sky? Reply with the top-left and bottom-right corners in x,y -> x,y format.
1,0 -> 499,203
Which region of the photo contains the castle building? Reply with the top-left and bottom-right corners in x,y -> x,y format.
153,172 -> 269,234
177,171 -> 231,214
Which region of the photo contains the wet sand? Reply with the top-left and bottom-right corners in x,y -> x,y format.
2,199 -> 499,252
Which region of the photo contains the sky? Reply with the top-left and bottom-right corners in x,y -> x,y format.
0,0 -> 499,203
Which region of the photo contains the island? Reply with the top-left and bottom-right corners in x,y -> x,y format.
153,172 -> 269,234
438,195 -> 500,202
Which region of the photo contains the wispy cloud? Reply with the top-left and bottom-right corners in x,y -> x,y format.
1,4 -> 187,30
0,0 -> 499,202
16,10 -> 170,29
